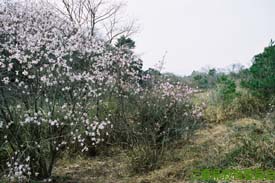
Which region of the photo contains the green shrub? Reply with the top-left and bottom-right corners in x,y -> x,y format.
241,42 -> 275,99
229,92 -> 266,118
221,131 -> 275,169
216,75 -> 238,106
204,76 -> 265,122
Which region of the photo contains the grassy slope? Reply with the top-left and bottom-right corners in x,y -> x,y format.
53,116 -> 274,183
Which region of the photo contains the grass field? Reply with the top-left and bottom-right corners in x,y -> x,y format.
53,116 -> 274,183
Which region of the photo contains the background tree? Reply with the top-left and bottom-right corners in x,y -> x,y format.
115,36 -> 136,49
191,68 -> 219,89
54,0 -> 138,43
217,75 -> 237,105
242,41 -> 275,99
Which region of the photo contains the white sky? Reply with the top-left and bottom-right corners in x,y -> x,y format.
125,0 -> 275,75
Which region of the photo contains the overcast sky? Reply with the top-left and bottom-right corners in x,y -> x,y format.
125,0 -> 275,75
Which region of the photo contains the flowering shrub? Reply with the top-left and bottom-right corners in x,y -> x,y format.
124,78 -> 203,173
101,69 -> 203,172
135,79 -> 203,144
0,1 -> 141,181
0,0 -> 204,180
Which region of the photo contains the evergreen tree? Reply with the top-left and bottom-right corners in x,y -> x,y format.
242,41 -> 275,98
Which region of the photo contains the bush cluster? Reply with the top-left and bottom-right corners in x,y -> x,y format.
0,1 -> 202,181
204,75 -> 265,123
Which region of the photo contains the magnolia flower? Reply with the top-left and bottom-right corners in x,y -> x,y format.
8,63 -> 13,71
40,76 -> 47,82
22,70 -> 28,76
2,77 -> 10,84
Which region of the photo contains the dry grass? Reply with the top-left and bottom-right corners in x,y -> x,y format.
233,118 -> 263,128
54,152 -> 131,183
53,117 -> 272,183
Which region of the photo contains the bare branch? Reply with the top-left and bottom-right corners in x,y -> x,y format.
53,0 -> 138,42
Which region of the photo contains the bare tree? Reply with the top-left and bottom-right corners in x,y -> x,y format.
51,0 -> 138,43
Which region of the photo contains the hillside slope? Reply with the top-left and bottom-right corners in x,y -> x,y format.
54,117 -> 274,183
